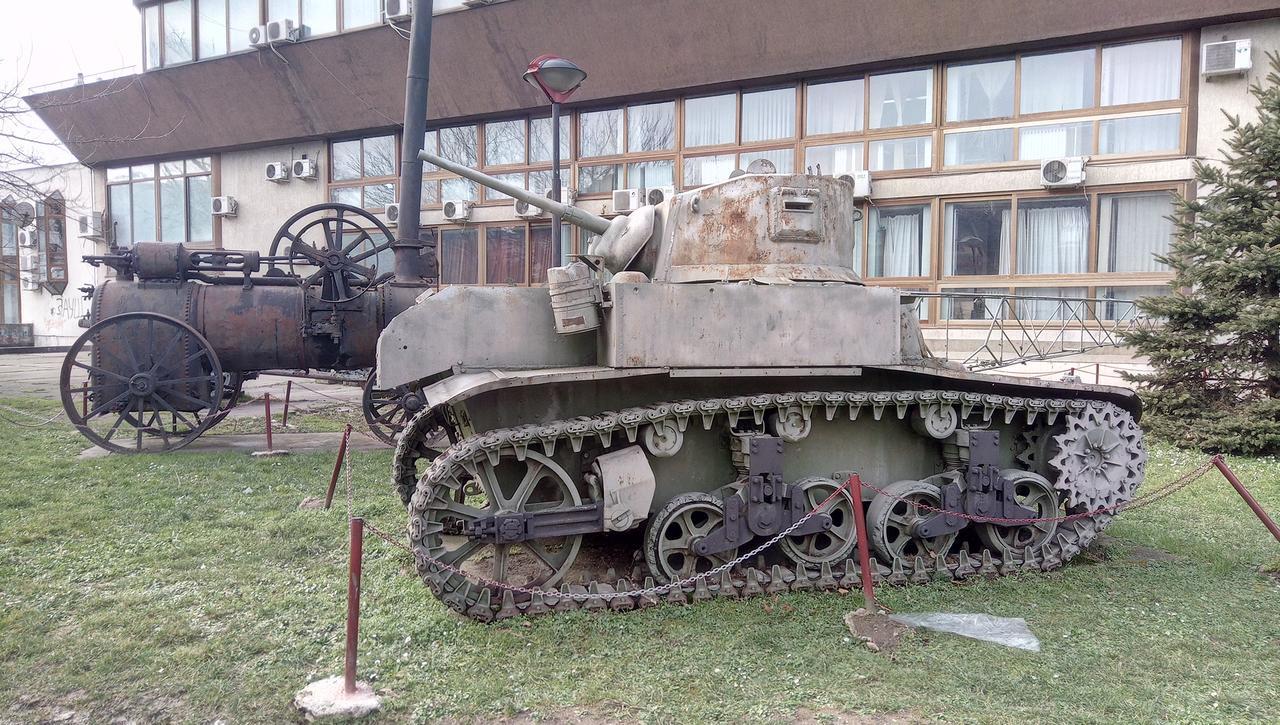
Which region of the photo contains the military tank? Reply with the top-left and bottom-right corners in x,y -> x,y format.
378,152 -> 1147,621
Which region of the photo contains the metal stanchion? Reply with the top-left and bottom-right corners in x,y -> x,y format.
282,380 -> 293,427
1212,455 -> 1280,543
252,392 -> 289,457
848,473 -> 878,611
324,424 -> 353,510
345,516 -> 364,694
80,381 -> 89,418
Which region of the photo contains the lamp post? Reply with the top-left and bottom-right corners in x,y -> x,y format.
523,55 -> 587,262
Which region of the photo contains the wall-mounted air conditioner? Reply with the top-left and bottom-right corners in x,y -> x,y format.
265,161 -> 290,182
266,18 -> 298,43
442,200 -> 473,221
1202,39 -> 1252,78
16,229 -> 36,249
838,170 -> 872,200
19,251 -> 43,290
384,202 -> 401,226
292,158 -> 317,180
212,196 -> 238,217
1039,157 -> 1087,189
248,25 -> 269,48
514,197 -> 545,218
611,188 -> 643,213
645,186 -> 676,206
385,0 -> 413,22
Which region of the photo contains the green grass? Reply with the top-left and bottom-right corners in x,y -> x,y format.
1,397 -> 1277,723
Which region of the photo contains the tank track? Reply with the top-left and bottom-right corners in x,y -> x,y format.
393,389 -> 1143,622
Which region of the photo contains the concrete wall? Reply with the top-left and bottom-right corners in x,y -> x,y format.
1196,18 -> 1280,163
217,142 -> 329,252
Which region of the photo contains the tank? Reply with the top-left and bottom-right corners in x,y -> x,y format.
380,151 -> 1147,621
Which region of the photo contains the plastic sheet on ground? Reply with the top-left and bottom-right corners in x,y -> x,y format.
888,612 -> 1041,651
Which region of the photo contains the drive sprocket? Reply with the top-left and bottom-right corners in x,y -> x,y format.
1048,403 -> 1146,509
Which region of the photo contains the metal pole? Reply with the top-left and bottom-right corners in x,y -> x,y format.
281,380 -> 293,427
1211,455 -> 1280,543
551,101 -> 563,264
344,516 -> 365,695
324,424 -> 353,510
848,474 -> 878,611
391,3 -> 435,283
80,381 -> 88,418
1094,363 -> 1101,385
263,393 -> 273,451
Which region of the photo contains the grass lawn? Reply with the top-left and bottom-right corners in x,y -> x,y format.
1,396 -> 1278,724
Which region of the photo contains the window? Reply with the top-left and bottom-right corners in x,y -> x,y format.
302,0 -> 339,35
440,228 -> 479,284
684,94 -> 736,147
198,0 -> 228,58
106,157 -> 214,246
1102,38 -> 1181,106
627,102 -> 675,152
804,142 -> 862,176
530,116 -> 572,164
484,172 -> 525,202
144,5 -> 161,69
229,0 -> 258,52
945,201 -> 1011,275
1098,192 -> 1175,272
1016,197 -> 1089,274
1100,285 -> 1169,320
329,135 -> 397,210
529,224 -> 558,283
869,136 -> 931,171
343,0 -> 381,28
1020,49 -> 1095,114
806,79 -> 863,136
0,203 -> 20,324
741,87 -> 796,142
739,149 -> 793,174
1018,122 -> 1093,160
942,288 -> 1009,320
162,0 -> 194,65
946,60 -> 1014,122
1014,287 -> 1087,320
438,126 -> 477,166
626,160 -> 675,189
869,69 -> 932,128
578,164 -> 621,194
485,226 -> 527,285
944,128 -> 1013,166
869,204 -> 931,277
1099,113 -> 1181,155
684,154 -> 735,187
441,177 -> 476,202
579,109 -> 623,158
485,120 -> 526,167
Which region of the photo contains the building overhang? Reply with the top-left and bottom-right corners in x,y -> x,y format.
26,0 -> 1280,167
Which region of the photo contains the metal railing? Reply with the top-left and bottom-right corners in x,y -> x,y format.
908,292 -> 1155,371
27,65 -> 139,95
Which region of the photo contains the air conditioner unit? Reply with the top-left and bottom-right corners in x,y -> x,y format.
1202,39 -> 1252,78
646,186 -> 676,206
266,18 -> 298,43
1039,157 -> 1087,189
265,161 -> 290,182
16,229 -> 36,249
384,202 -> 401,226
211,196 -> 238,217
612,188 -> 643,213
514,197 -> 545,218
19,251 -> 43,289
248,25 -> 269,47
442,199 -> 473,221
384,0 -> 413,21
292,158 -> 317,180
837,170 -> 872,200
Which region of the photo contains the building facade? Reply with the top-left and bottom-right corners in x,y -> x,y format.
22,0 -> 1280,347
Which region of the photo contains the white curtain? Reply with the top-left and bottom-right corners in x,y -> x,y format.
1100,113 -> 1180,155
1102,39 -> 1181,106
1020,50 -> 1093,113
946,60 -> 1014,121
870,69 -> 931,128
1099,193 -> 1174,272
1019,122 -> 1091,161
998,209 -> 1011,275
684,94 -> 736,147
807,79 -> 862,135
945,206 -> 1010,275
1017,287 -> 1086,320
741,88 -> 795,143
874,208 -> 928,277
1017,202 -> 1088,274
870,136 -> 931,171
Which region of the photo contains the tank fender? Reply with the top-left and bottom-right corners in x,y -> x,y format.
592,446 -> 657,532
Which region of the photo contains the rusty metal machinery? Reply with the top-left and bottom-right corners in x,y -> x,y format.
59,202 -> 435,453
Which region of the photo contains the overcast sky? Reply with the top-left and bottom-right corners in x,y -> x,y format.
1,0 -> 141,166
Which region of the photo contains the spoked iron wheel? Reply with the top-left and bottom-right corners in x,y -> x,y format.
267,202 -> 396,303
60,312 -> 224,454
418,451 -> 584,595
208,372 -> 245,427
866,479 -> 957,562
644,492 -> 740,583
362,374 -> 426,446
976,470 -> 1062,557
779,477 -> 859,566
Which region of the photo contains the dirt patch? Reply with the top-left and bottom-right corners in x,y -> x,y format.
1094,535 -> 1181,564
794,707 -> 922,724
843,610 -> 908,654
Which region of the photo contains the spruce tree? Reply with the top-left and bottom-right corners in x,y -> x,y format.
1124,53 -> 1280,455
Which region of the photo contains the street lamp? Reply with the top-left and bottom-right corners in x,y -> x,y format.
523,54 -> 587,262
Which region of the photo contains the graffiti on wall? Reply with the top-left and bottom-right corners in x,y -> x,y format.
49,293 -> 90,321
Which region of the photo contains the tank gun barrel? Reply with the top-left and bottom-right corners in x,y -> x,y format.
418,150 -> 612,235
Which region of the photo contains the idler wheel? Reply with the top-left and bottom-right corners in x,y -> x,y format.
644,492 -> 738,583
362,375 -> 429,447
976,471 -> 1062,557
779,477 -> 858,566
866,480 -> 957,562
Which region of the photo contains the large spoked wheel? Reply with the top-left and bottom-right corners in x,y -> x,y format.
59,312 -> 224,454
977,470 -> 1062,557
362,374 -> 426,447
867,480 -> 957,563
418,451 -> 584,593
644,492 -> 739,583
779,477 -> 859,566
268,202 -> 396,303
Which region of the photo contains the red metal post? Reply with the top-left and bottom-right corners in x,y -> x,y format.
848,474 -> 878,611
80,381 -> 89,418
345,516 -> 364,695
1094,363 -> 1101,384
1212,455 -> 1280,544
263,393 -> 273,451
281,380 -> 293,427
324,424 -> 353,510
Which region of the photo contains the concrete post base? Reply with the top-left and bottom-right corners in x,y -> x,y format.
293,676 -> 381,721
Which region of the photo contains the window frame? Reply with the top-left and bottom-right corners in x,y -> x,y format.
105,156 -> 218,248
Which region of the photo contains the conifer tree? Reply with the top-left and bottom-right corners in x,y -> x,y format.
1124,54 -> 1280,455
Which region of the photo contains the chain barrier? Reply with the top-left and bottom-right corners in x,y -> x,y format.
0,404 -> 67,429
